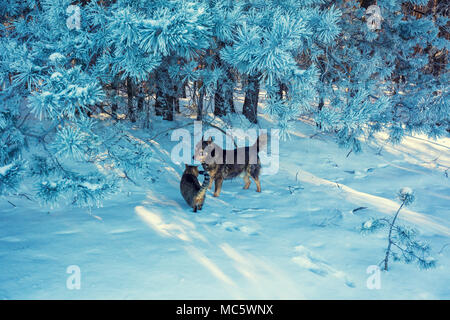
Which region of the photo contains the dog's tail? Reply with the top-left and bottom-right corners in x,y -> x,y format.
252,133 -> 268,153
196,171 -> 210,200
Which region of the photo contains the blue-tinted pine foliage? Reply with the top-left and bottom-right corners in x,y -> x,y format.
315,0 -> 449,150
0,0 -> 448,207
361,188 -> 437,270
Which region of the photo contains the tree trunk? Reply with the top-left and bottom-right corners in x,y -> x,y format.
316,97 -> 324,129
127,77 -> 135,122
225,81 -> 235,113
278,82 -> 288,100
197,81 -> 205,121
154,65 -> 176,121
163,92 -> 174,121
182,81 -> 187,99
154,82 -> 163,116
161,67 -> 175,121
278,84 -> 283,100
384,202 -> 405,271
220,68 -> 236,114
111,86 -> 118,118
243,75 -> 260,124
213,54 -> 226,117
111,103 -> 118,117
174,85 -> 180,114
214,81 -> 225,117
137,93 -> 144,114
137,82 -> 147,116
213,55 -> 235,115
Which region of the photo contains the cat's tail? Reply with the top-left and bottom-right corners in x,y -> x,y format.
196,171 -> 210,200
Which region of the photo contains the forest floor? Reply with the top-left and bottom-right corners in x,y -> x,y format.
1,101 -> 449,299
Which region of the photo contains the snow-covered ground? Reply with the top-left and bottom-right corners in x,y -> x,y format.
1,109 -> 449,299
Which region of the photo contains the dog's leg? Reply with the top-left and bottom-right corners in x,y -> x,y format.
252,176 -> 261,192
243,174 -> 251,189
208,177 -> 214,190
250,163 -> 261,192
213,178 -> 223,197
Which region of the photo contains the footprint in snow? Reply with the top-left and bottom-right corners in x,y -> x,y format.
194,215 -> 220,225
0,236 -> 23,242
231,208 -> 274,215
53,230 -> 81,235
108,228 -> 137,234
309,209 -> 343,227
292,245 -> 355,288
216,221 -> 259,235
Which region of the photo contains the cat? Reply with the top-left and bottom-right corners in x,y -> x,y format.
180,165 -> 210,212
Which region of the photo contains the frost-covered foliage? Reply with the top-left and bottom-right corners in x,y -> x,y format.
361,188 -> 436,270
0,0 -> 157,207
219,0 -> 342,132
314,0 -> 449,151
0,0 -> 448,208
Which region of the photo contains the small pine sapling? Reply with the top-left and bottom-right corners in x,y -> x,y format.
361,188 -> 436,271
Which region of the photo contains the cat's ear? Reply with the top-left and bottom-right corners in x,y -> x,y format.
207,136 -> 213,144
185,164 -> 189,169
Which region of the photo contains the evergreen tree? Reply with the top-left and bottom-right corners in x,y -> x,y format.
314,0 -> 449,151
0,0 -> 448,208
220,0 -> 342,129
361,188 -> 437,270
0,1 -> 155,207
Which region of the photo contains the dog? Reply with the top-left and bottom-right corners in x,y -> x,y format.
193,133 -> 267,197
180,165 -> 210,212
